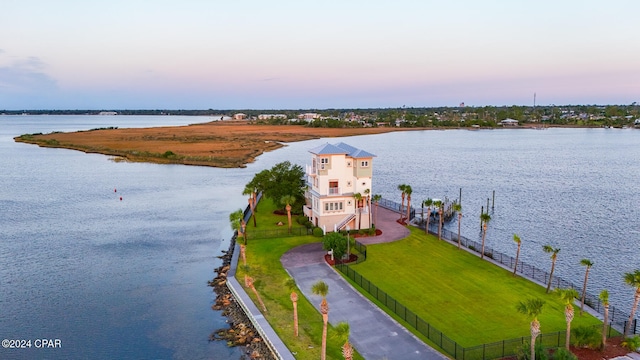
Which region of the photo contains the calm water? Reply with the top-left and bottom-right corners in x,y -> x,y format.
1,117 -> 639,359
255,128 -> 640,318
1,116 -> 249,360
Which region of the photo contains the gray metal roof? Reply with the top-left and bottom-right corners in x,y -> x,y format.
309,142 -> 376,158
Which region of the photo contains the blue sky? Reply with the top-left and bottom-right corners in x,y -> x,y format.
1,0 -> 639,109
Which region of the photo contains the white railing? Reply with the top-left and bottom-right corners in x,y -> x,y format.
328,187 -> 340,195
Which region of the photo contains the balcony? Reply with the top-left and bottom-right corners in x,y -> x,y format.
328,187 -> 340,195
306,164 -> 317,177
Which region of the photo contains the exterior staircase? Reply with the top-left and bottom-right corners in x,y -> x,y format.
335,214 -> 356,231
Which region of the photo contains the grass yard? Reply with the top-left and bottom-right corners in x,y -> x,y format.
348,226 -> 602,347
236,198 -> 365,360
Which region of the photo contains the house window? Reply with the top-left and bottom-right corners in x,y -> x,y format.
361,160 -> 369,167
324,201 -> 344,212
320,157 -> 329,170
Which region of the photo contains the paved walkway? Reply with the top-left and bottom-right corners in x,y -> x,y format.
281,207 -> 447,360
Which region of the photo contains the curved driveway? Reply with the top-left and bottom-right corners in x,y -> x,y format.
280,207 -> 446,360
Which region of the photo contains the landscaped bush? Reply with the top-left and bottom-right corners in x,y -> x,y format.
552,347 -> 577,360
517,342 -> 549,360
621,336 -> 640,352
572,326 -> 601,349
296,215 -> 307,225
304,220 -> 314,229
312,227 -> 324,237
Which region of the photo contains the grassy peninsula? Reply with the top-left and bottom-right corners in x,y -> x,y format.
13,121 -> 420,168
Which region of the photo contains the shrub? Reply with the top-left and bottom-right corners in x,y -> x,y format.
162,150 -> 176,158
295,215 -> 307,225
367,228 -> 376,236
469,245 -> 477,252
517,342 -> 549,360
552,347 -> 577,360
304,221 -> 314,229
621,336 -> 640,352
572,326 -> 601,349
312,227 -> 324,237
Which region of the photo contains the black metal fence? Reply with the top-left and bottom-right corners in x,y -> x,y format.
376,198 -> 416,220
336,262 -> 623,360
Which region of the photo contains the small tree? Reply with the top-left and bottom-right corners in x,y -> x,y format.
453,203 -> 462,249
480,213 -> 491,258
285,278 -> 299,337
312,281 -> 330,360
353,192 -> 363,230
397,184 -> 407,221
334,322 -> 353,360
423,198 -> 433,235
579,259 -> 594,314
372,194 -> 382,227
322,232 -> 347,261
543,245 -> 561,293
555,288 -> 579,350
513,234 -> 522,276
623,269 -> 640,338
517,298 -> 546,360
245,275 -> 267,312
280,194 -> 296,234
599,290 -> 609,349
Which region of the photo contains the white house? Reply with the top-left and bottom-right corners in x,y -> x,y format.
500,118 -> 519,126
303,142 -> 375,232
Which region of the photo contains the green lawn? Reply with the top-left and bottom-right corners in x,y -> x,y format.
236,198 -> 365,360
235,197 -> 603,358
348,226 -> 602,347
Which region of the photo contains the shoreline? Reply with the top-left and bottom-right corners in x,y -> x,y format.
12,121 -> 607,169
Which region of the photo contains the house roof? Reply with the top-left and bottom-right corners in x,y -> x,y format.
309,142 -> 376,158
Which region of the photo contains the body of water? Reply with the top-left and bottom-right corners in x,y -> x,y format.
1,116 -> 639,359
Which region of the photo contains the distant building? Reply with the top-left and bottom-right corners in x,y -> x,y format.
258,114 -> 287,120
500,118 -> 519,126
298,113 -> 321,122
303,142 -> 375,232
98,111 -> 118,115
233,113 -> 248,120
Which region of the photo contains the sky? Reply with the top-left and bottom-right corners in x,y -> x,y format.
1,0 -> 639,110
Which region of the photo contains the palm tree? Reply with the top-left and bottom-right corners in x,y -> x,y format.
364,188 -> 371,229
245,275 -> 267,312
452,203 -> 462,249
312,280 -> 330,360
555,288 -> 579,350
285,278 -> 299,337
579,259 -> 594,314
516,298 -> 545,360
437,201 -> 444,240
280,195 -> 296,234
353,192 -> 363,230
423,198 -> 433,235
242,184 -> 257,227
404,185 -> 413,222
334,321 -> 353,360
397,184 -> 407,221
542,245 -> 561,293
480,213 -> 491,259
599,289 -> 610,349
623,269 -> 640,338
433,200 -> 443,239
513,234 -> 521,276
372,194 -> 382,228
